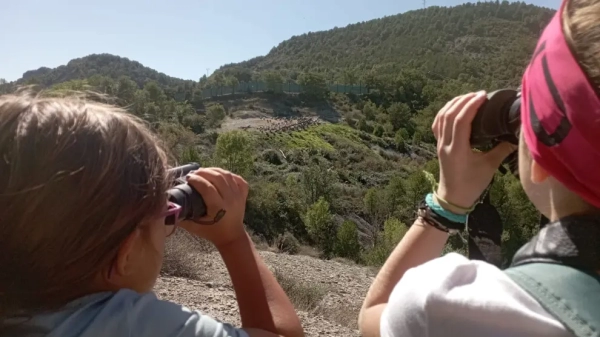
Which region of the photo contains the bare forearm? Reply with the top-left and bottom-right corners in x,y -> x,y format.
359,219 -> 448,337
217,232 -> 304,337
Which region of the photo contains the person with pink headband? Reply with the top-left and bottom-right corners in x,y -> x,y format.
358,0 -> 600,336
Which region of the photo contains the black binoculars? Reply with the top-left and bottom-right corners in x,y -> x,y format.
470,88 -> 522,148
470,88 -> 522,175
166,163 -> 207,223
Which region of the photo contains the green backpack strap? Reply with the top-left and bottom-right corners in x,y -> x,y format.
505,263 -> 600,337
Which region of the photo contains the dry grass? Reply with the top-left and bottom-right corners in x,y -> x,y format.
331,257 -> 357,266
161,230 -> 214,280
161,230 -> 361,331
274,269 -> 327,312
316,306 -> 360,330
274,268 -> 360,330
297,244 -> 321,258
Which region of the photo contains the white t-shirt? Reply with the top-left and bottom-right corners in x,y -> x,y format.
380,253 -> 572,337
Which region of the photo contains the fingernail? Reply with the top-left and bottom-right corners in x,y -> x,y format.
476,90 -> 486,98
185,174 -> 191,180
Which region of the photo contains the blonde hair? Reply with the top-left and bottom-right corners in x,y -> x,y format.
0,88 -> 170,321
563,0 -> 600,90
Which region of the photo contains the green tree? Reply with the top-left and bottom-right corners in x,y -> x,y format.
301,162 -> 337,205
397,128 -> 410,140
399,170 -> 432,221
206,104 -> 226,128
395,130 -> 406,152
298,72 -> 329,99
383,122 -> 395,136
0,78 -> 9,94
182,114 -> 205,134
412,131 -> 422,146
263,71 -> 284,92
199,75 -> 208,87
225,75 -> 239,94
385,174 -> 406,218
304,197 -> 336,257
212,73 -> 226,88
335,220 -> 361,261
132,90 -> 149,117
214,130 -> 254,176
342,70 -> 358,86
245,182 -> 291,243
363,101 -> 377,121
88,75 -> 115,95
157,122 -> 197,154
383,217 -> 407,246
179,146 -> 202,164
388,102 -> 412,131
50,79 -> 90,92
364,188 -> 381,224
144,80 -> 167,105
362,217 -> 408,266
358,117 -> 373,133
116,76 -> 138,104
373,124 -> 384,137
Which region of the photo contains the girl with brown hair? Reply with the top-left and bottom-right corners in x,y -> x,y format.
0,89 -> 304,337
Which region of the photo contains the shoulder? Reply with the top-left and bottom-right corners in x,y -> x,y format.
115,290 -> 250,337
380,253 -> 569,337
49,289 -> 249,337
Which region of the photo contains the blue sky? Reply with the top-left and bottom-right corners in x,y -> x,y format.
1,0 -> 559,82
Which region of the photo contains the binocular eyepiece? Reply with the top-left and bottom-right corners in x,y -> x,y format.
470,88 -> 522,176
167,163 -> 207,223
470,88 -> 522,148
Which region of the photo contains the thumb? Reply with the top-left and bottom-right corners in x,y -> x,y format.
483,142 -> 518,168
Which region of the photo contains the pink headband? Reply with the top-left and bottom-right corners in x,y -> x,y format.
521,0 -> 600,208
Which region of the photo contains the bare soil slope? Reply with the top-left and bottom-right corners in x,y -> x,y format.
157,232 -> 375,337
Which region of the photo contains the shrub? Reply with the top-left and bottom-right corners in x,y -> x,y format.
334,220 -> 361,261
206,103 -> 226,127
161,230 -> 214,280
262,149 -> 283,165
275,232 -> 300,255
274,269 -> 327,311
373,124 -> 384,137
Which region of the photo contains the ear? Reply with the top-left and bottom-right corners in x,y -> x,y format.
530,159 -> 550,184
106,228 -> 141,285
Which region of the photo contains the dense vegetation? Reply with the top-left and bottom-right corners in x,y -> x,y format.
0,1 -> 553,268
216,1 -> 554,89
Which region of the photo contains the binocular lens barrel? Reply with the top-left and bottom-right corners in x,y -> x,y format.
167,162 -> 207,222
470,89 -> 522,148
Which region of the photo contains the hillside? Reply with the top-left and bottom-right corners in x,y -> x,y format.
0,0 -> 543,265
217,2 -> 554,88
14,54 -> 197,100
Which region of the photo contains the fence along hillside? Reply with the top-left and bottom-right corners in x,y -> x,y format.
200,81 -> 371,99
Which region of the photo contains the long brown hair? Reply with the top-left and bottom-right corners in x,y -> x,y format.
0,88 -> 170,324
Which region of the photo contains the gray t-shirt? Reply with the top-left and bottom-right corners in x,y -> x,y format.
8,289 -> 249,337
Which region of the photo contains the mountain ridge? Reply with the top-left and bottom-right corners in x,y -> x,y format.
16,53 -> 193,89
6,2 -> 556,92
216,2 -> 555,87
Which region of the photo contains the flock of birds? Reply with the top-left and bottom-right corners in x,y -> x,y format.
240,116 -> 322,136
